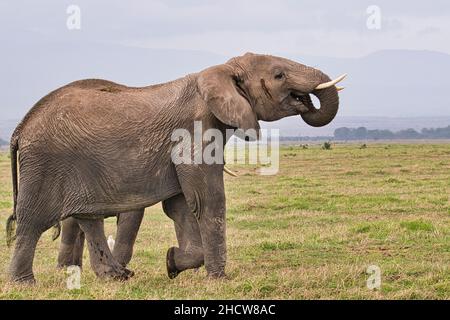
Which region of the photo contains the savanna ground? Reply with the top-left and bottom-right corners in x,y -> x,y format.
0,143 -> 449,299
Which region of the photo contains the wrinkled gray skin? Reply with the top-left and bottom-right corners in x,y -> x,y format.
8,53 -> 339,283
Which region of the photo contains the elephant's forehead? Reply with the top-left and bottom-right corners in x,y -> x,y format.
231,53 -> 305,70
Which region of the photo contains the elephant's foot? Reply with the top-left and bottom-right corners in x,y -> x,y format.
166,246 -> 204,279
94,262 -> 134,281
10,273 -> 36,285
207,270 -> 227,279
166,247 -> 179,279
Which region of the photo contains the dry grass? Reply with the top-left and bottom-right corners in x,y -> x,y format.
0,143 -> 449,299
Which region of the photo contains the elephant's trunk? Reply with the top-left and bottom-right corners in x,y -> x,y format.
301,85 -> 339,127
289,65 -> 343,128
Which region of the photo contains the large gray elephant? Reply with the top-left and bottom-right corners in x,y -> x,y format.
6,53 -> 344,283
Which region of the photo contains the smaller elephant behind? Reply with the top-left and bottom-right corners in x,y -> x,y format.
57,193 -> 204,279
57,209 -> 144,269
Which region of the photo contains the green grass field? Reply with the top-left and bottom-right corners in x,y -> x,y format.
0,143 -> 449,299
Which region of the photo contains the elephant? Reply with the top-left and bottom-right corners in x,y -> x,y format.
57,195 -> 237,274
6,52 -> 345,283
56,210 -> 144,269
57,197 -> 219,278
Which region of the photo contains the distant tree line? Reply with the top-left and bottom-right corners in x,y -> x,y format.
279,125 -> 450,142
0,138 -> 8,146
334,125 -> 450,140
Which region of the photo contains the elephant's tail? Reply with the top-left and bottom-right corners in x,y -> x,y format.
52,222 -> 61,241
6,136 -> 19,247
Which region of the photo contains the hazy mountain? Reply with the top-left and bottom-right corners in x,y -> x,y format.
1,41 -> 450,138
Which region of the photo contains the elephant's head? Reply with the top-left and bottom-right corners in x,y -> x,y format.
198,52 -> 345,138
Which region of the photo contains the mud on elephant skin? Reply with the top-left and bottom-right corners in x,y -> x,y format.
6,52 -> 344,283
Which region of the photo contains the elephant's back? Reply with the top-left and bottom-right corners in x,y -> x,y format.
14,79 -> 148,149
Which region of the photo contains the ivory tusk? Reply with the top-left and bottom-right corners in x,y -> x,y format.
315,74 -> 347,90
223,166 -> 237,177
336,86 -> 345,91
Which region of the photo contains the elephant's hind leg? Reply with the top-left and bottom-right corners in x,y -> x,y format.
9,205 -> 52,284
57,217 -> 85,268
9,223 -> 43,284
163,194 -> 204,279
75,218 -> 134,280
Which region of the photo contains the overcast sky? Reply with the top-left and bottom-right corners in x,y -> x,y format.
1,0 -> 450,57
1,0 -> 450,129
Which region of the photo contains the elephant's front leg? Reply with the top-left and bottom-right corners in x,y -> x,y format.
176,164 -> 227,278
113,209 -> 145,267
197,198 -> 227,278
163,194 -> 204,278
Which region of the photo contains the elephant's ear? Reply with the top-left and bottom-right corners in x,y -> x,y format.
198,64 -> 260,140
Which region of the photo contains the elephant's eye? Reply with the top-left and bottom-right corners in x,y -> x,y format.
274,72 -> 284,80
233,75 -> 244,84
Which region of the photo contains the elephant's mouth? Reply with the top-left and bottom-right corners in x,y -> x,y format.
288,91 -> 315,113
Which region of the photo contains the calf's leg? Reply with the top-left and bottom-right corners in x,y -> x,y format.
75,217 -> 134,280
113,209 -> 145,266
57,217 -> 85,268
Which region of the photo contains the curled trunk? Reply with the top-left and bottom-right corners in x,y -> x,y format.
301,85 -> 339,127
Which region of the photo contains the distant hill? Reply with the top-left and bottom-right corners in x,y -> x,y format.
0,137 -> 8,146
